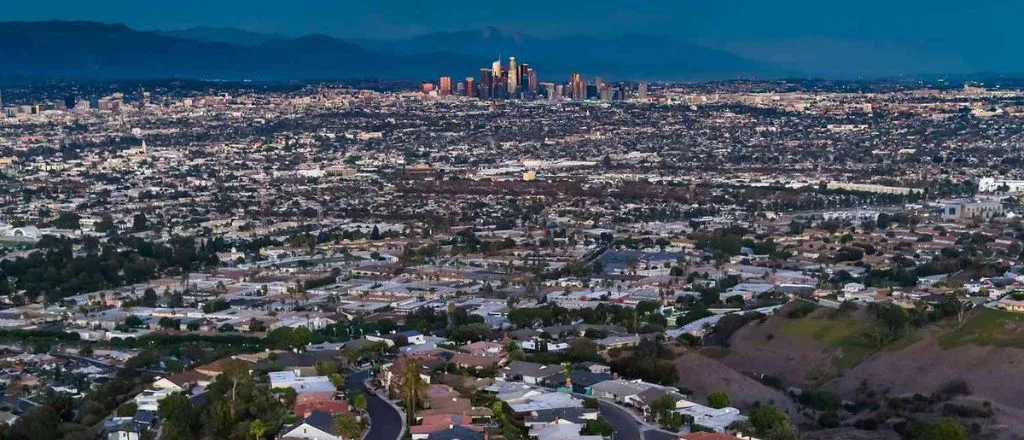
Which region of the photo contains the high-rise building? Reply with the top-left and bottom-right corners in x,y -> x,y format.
439,76 -> 452,96
465,77 -> 476,97
543,83 -> 557,100
0,90 -> 3,109
507,57 -> 518,96
422,83 -> 436,94
638,82 -> 648,100
569,73 -> 585,100
492,59 -> 503,79
527,68 -> 538,92
479,69 -> 493,99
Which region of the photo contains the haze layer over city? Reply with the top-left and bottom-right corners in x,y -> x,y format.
0,2 -> 1022,440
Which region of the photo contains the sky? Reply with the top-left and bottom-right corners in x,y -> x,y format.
4,0 -> 1022,74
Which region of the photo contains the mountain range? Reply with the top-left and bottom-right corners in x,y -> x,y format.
0,21 -> 780,82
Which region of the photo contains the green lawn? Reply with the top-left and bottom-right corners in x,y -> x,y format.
939,307 -> 1024,349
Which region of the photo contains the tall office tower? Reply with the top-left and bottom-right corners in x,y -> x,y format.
544,83 -> 557,100
465,78 -> 476,97
594,76 -> 604,90
422,83 -> 436,94
0,90 -> 3,109
492,59 -> 503,78
638,81 -> 648,100
508,57 -> 518,95
479,68 -> 493,99
496,70 -> 509,99
527,68 -> 538,92
493,80 -> 508,100
439,76 -> 452,96
456,81 -> 465,96
570,73 -> 585,100
599,85 -> 613,101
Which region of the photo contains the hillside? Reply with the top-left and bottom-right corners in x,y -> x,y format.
712,302 -> 1024,438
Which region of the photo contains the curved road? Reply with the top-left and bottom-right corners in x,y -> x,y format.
598,401 -> 644,440
597,400 -> 680,440
346,370 -> 403,440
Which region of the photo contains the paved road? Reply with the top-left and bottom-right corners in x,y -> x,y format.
596,400 -> 682,440
598,401 -> 644,440
345,370 -> 403,440
56,353 -> 166,375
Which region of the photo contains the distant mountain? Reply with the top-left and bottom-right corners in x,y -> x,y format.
157,26 -> 285,47
0,21 -> 780,81
0,21 -> 487,81
358,26 -> 781,80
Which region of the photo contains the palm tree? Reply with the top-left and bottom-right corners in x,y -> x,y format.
351,391 -> 368,413
399,358 -> 427,426
561,362 -> 573,389
331,412 -> 363,440
249,419 -> 267,440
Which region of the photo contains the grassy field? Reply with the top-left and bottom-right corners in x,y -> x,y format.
776,314 -> 920,373
777,316 -> 875,370
939,307 -> 1024,349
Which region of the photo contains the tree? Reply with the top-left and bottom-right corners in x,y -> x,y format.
350,391 -> 368,413
249,419 -> 268,440
649,394 -> 678,425
582,417 -> 614,436
290,326 -> 313,350
930,417 -> 968,440
95,213 -> 116,234
748,405 -> 798,440
561,362 -> 573,388
158,392 -> 197,440
221,359 -> 252,418
947,290 -> 971,324
9,406 -> 61,440
116,401 -> 138,417
52,211 -> 81,229
332,412 -> 363,440
132,212 -> 148,232
707,391 -> 730,409
397,358 -> 427,426
370,225 -> 381,240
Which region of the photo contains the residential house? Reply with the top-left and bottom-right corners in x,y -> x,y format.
280,410 -> 340,440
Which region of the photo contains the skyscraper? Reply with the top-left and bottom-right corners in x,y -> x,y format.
638,82 -> 648,100
527,68 -> 538,92
439,76 -> 452,96
508,57 -> 518,96
570,73 -> 585,100
479,68 -> 493,99
492,59 -> 503,78
465,77 -> 476,98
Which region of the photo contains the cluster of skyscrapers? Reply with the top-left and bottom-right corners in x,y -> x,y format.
424,57 -> 647,101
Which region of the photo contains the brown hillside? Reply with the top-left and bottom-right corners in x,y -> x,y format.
718,306 -> 838,386
826,325 -> 1024,410
670,347 -> 802,418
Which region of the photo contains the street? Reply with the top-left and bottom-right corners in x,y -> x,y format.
345,370 -> 403,440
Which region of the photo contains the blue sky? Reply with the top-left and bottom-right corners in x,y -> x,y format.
5,0 -> 1022,74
